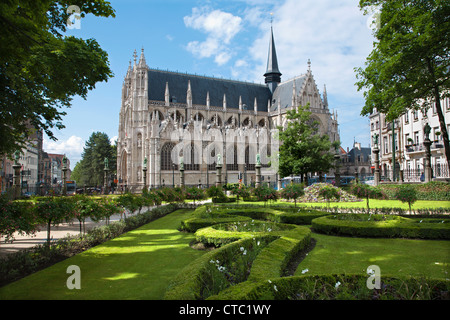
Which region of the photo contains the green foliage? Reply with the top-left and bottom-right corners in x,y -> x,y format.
253,185 -> 278,204
210,274 -> 450,300
395,184 -> 418,213
0,0 -> 115,155
0,203 -> 179,288
185,187 -> 205,204
377,182 -> 450,201
280,183 -> 304,207
77,132 -> 116,186
312,215 -> 450,240
0,196 -> 37,242
278,104 -> 336,179
356,0 -> 450,165
231,185 -> 251,200
349,182 -> 386,213
34,196 -> 76,246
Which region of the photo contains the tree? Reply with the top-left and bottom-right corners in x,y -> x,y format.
349,182 -> 385,213
280,183 -> 304,207
394,184 -> 418,213
0,0 -> 115,156
78,132 -> 116,186
356,0 -> 450,168
278,104 -> 336,182
34,196 -> 75,246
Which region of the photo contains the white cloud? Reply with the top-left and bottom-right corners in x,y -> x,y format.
184,7 -> 243,65
43,135 -> 85,168
237,0 -> 375,147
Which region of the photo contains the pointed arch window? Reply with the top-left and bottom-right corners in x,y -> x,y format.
161,143 -> 178,171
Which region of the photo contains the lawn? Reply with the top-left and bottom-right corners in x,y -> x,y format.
237,199 -> 450,211
0,208 -> 205,300
295,232 -> 450,280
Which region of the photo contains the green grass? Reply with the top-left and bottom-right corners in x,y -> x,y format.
295,232 -> 450,280
0,209 -> 205,300
237,199 -> 450,210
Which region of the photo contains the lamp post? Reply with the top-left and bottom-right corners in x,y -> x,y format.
104,157 -> 110,194
255,154 -> 261,188
216,153 -> 222,187
373,133 -> 380,186
62,155 -> 68,196
12,150 -> 21,200
172,163 -> 175,187
142,157 -> 147,190
179,156 -> 185,188
423,123 -> 432,183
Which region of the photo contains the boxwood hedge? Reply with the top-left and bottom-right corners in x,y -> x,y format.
311,214 -> 450,239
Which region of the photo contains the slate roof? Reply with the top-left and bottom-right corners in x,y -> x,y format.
148,69 -> 272,112
270,75 -> 308,112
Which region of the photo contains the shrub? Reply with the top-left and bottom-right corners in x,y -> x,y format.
280,183 -> 304,207
395,185 -> 418,213
185,187 -> 206,205
253,185 -> 278,205
311,215 -> 450,239
349,182 -> 386,213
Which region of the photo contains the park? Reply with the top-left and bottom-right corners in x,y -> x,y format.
0,181 -> 448,300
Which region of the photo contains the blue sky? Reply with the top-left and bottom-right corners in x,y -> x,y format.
44,0 -> 377,170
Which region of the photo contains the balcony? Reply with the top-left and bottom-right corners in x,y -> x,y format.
405,141 -> 444,153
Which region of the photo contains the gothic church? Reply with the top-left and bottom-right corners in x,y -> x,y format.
117,28 -> 339,189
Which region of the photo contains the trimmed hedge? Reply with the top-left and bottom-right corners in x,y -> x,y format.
164,237 -> 272,300
166,209 -> 312,300
208,274 -> 450,300
311,214 -> 450,239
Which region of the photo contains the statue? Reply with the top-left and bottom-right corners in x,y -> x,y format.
104,157 -> 109,169
373,133 -> 379,148
256,154 -> 261,166
179,156 -> 184,171
62,155 -> 68,168
143,157 -> 147,168
14,150 -> 20,165
424,123 -> 431,140
217,153 -> 222,166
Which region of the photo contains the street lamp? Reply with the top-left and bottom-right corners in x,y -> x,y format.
172,163 -> 175,187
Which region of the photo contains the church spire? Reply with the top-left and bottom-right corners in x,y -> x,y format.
264,26 -> 282,94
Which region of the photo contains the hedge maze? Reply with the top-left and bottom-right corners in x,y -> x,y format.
165,204 -> 450,300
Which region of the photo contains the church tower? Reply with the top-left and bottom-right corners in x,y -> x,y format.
264,27 -> 282,95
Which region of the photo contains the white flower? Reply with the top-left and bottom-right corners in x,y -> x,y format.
243,250 -> 247,255
335,281 -> 341,289
257,241 -> 261,246
274,285 -> 278,292
209,260 -> 215,264
301,269 -> 309,274
240,247 -> 245,252
268,280 -> 272,283
419,220 -> 423,223
267,228 -> 272,232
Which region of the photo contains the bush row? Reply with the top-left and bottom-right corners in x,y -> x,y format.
311,214 -> 450,239
0,203 -> 179,287
165,205 -> 312,300
208,274 -> 450,300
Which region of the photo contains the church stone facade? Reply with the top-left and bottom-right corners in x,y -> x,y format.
117,28 -> 339,189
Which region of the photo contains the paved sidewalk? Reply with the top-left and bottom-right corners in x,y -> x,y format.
0,213 -> 127,258
0,200 -> 211,259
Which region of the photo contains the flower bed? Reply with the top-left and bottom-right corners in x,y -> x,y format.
283,183 -> 361,203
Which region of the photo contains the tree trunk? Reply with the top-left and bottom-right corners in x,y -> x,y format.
427,58 -> 450,168
434,90 -> 450,169
47,219 -> 52,247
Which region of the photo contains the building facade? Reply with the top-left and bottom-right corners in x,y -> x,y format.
369,98 -> 450,182
117,28 -> 340,190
